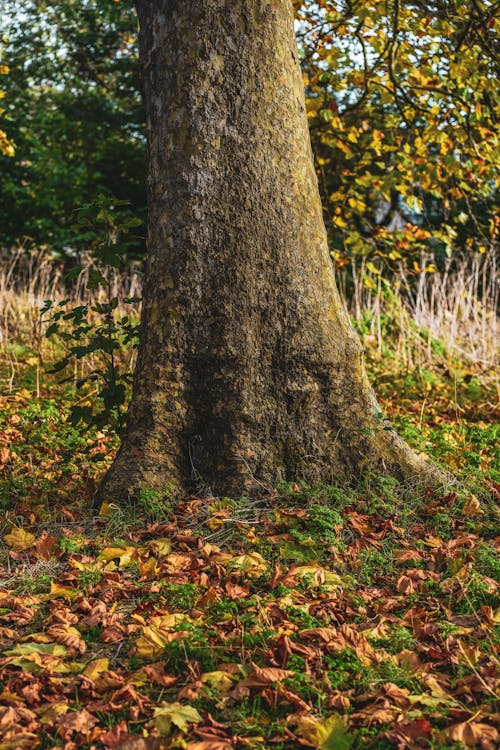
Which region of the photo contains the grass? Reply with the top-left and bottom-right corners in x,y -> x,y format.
0,250 -> 498,748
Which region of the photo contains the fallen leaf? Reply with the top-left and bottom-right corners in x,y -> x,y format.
201,671 -> 235,694
446,721 -> 498,746
35,531 -> 58,560
57,708 -> 98,739
225,581 -> 249,599
153,703 -> 202,735
294,714 -> 352,749
462,494 -> 482,516
82,658 -> 109,680
4,527 -> 36,552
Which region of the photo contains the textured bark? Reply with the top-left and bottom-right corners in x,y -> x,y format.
99,0 -> 444,502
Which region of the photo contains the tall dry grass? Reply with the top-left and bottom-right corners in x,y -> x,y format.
0,248 -> 141,391
337,249 -> 498,369
0,246 -> 498,393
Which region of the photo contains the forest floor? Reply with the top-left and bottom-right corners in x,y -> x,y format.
0,347 -> 498,749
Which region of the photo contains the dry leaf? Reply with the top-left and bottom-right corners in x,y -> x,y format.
153,703 -> 202,735
447,721 -> 498,746
4,527 -> 36,552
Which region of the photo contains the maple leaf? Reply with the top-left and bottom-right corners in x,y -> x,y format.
4,527 -> 35,552
153,703 -> 202,735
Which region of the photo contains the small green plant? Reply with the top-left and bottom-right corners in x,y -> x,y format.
12,570 -> 53,595
138,486 -> 174,520
77,568 -> 103,590
162,583 -> 200,611
162,626 -> 218,672
42,195 -> 142,432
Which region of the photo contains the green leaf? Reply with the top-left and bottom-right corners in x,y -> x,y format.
317,715 -> 352,750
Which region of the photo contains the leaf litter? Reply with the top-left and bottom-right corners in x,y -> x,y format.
0,364 -> 498,748
0,481 -> 498,750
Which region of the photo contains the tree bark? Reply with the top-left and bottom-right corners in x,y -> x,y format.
98,0 -> 444,503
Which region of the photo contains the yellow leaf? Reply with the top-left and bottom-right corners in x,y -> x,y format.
294,714 -> 352,749
200,670 -> 235,694
41,582 -> 79,600
228,553 -> 268,575
39,702 -> 69,723
138,557 -> 159,579
462,494 -> 482,516
4,527 -> 36,551
82,658 -> 109,680
4,642 -> 67,657
153,702 -> 202,735
98,501 -> 114,518
146,538 -> 171,555
366,261 -> 381,275
135,613 -> 194,659
97,546 -> 137,567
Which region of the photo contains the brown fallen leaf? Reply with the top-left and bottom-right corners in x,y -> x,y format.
238,662 -> 294,687
54,708 -> 98,740
225,581 -> 249,599
46,624 -> 86,655
446,721 -> 498,747
35,531 -> 58,560
0,731 -> 40,749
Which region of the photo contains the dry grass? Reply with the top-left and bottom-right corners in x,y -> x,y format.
0,247 -> 141,390
337,249 -> 499,369
0,246 -> 498,392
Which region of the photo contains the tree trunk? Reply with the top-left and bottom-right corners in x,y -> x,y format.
98,0 -> 444,503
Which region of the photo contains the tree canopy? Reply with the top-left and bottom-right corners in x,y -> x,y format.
0,0 -> 497,270
0,0 -> 144,253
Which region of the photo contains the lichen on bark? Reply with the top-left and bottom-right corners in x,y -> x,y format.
98,0 -> 446,505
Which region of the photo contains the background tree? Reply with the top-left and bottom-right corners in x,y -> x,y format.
0,0 -> 144,255
297,0 -> 499,274
98,0 -> 445,504
0,44 -> 13,157
1,1 -> 497,273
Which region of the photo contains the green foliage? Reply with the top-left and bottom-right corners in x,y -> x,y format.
42,196 -> 141,431
1,0 -> 498,287
298,0 -> 499,278
0,0 -> 145,255
137,488 -> 174,521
